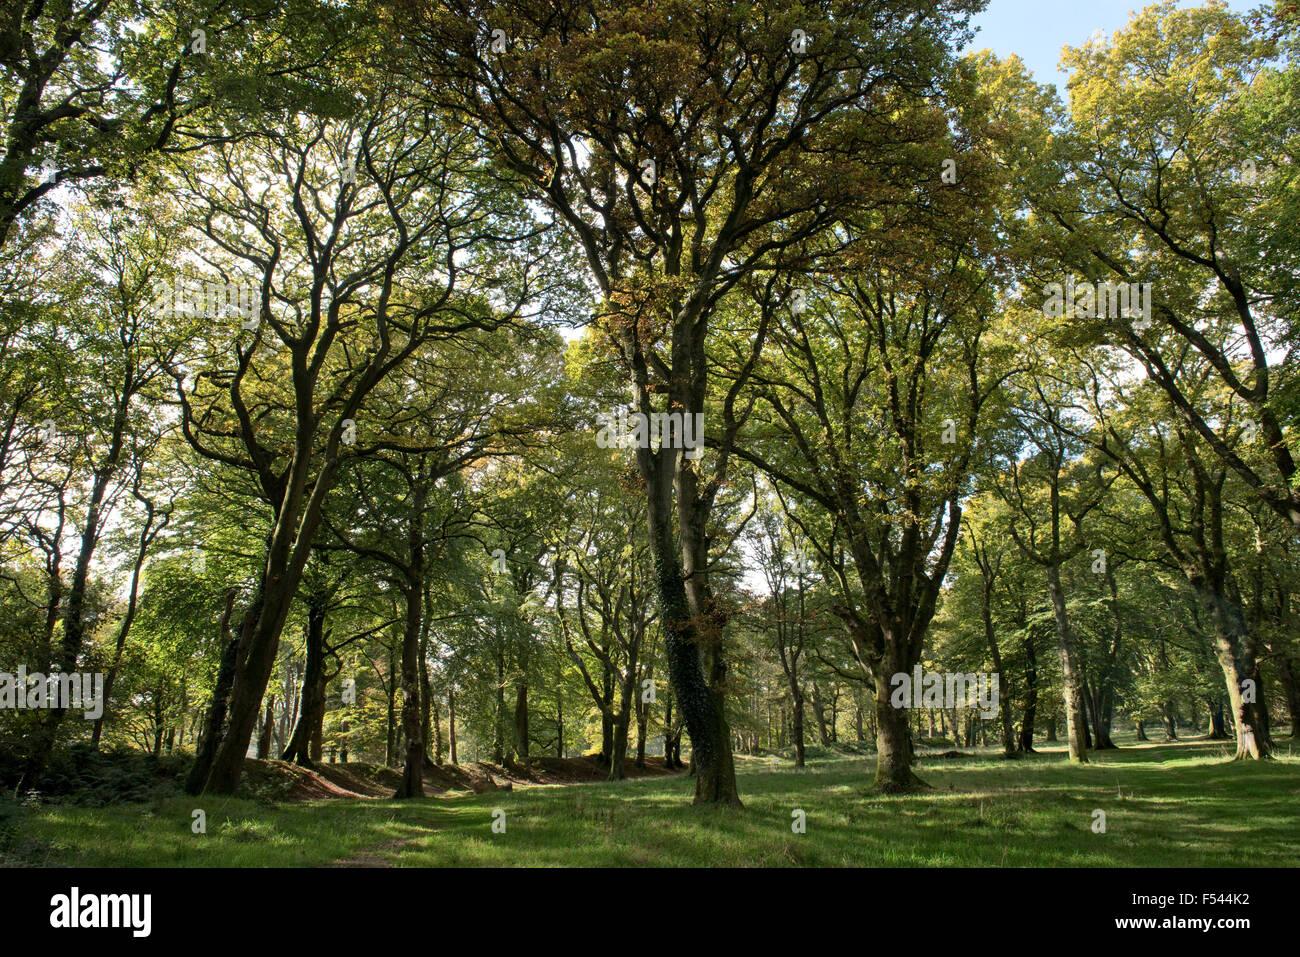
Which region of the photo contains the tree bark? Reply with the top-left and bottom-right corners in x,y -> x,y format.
185,590 -> 240,794
282,595 -> 328,766
395,514 -> 427,798
643,431 -> 740,806
791,690 -> 806,767
257,694 -> 275,758
1019,632 -> 1038,752
981,578 -> 1016,757
514,682 -> 529,761
448,686 -> 458,765
1046,565 -> 1089,762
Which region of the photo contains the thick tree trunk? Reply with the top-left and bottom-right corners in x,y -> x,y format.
874,670 -> 922,792
203,572 -> 307,794
396,524 -> 426,798
609,710 -> 630,781
1135,718 -> 1149,741
311,702 -> 323,762
1206,593 -> 1267,760
644,444 -> 740,806
196,433 -> 348,796
1046,565 -> 1089,763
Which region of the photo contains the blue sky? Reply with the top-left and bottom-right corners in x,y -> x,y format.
966,0 -> 1262,91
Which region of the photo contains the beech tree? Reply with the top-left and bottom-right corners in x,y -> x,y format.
1033,3 -> 1300,535
391,0 -> 982,804
174,86 -> 550,795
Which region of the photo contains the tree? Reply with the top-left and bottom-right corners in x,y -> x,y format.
1040,2 -> 1299,534
393,0 -> 984,804
174,83 -> 547,795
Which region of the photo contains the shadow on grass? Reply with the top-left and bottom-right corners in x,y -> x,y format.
9,738 -> 1298,867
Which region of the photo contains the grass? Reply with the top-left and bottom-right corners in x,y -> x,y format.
8,735 -> 1300,867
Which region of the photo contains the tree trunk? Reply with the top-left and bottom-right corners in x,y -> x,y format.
257,694 -> 275,758
386,635 -> 399,767
185,590 -> 240,794
609,710 -> 630,781
812,682 -> 831,746
555,694 -> 563,758
1159,702 -> 1177,740
1019,633 -> 1038,752
432,694 -> 444,765
662,697 -> 678,770
1207,699 -> 1227,739
981,584 -> 1016,757
1274,655 -> 1300,738
634,688 -> 648,769
421,644 -> 434,768
872,649 -> 923,792
1206,592 -> 1266,759
1086,681 -> 1116,749
492,640 -> 505,764
1046,565 -> 1089,763
645,462 -> 739,805
448,686 -> 458,765
396,510 -> 427,799
282,596 -> 328,766
90,492 -> 159,749
791,689 -> 806,768
514,682 -> 529,761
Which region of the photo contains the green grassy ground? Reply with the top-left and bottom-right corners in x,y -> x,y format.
9,737 -> 1299,867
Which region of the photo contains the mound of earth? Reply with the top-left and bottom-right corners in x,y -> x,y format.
238,754 -> 684,802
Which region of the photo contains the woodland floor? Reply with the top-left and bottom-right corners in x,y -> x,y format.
7,733 -> 1299,867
